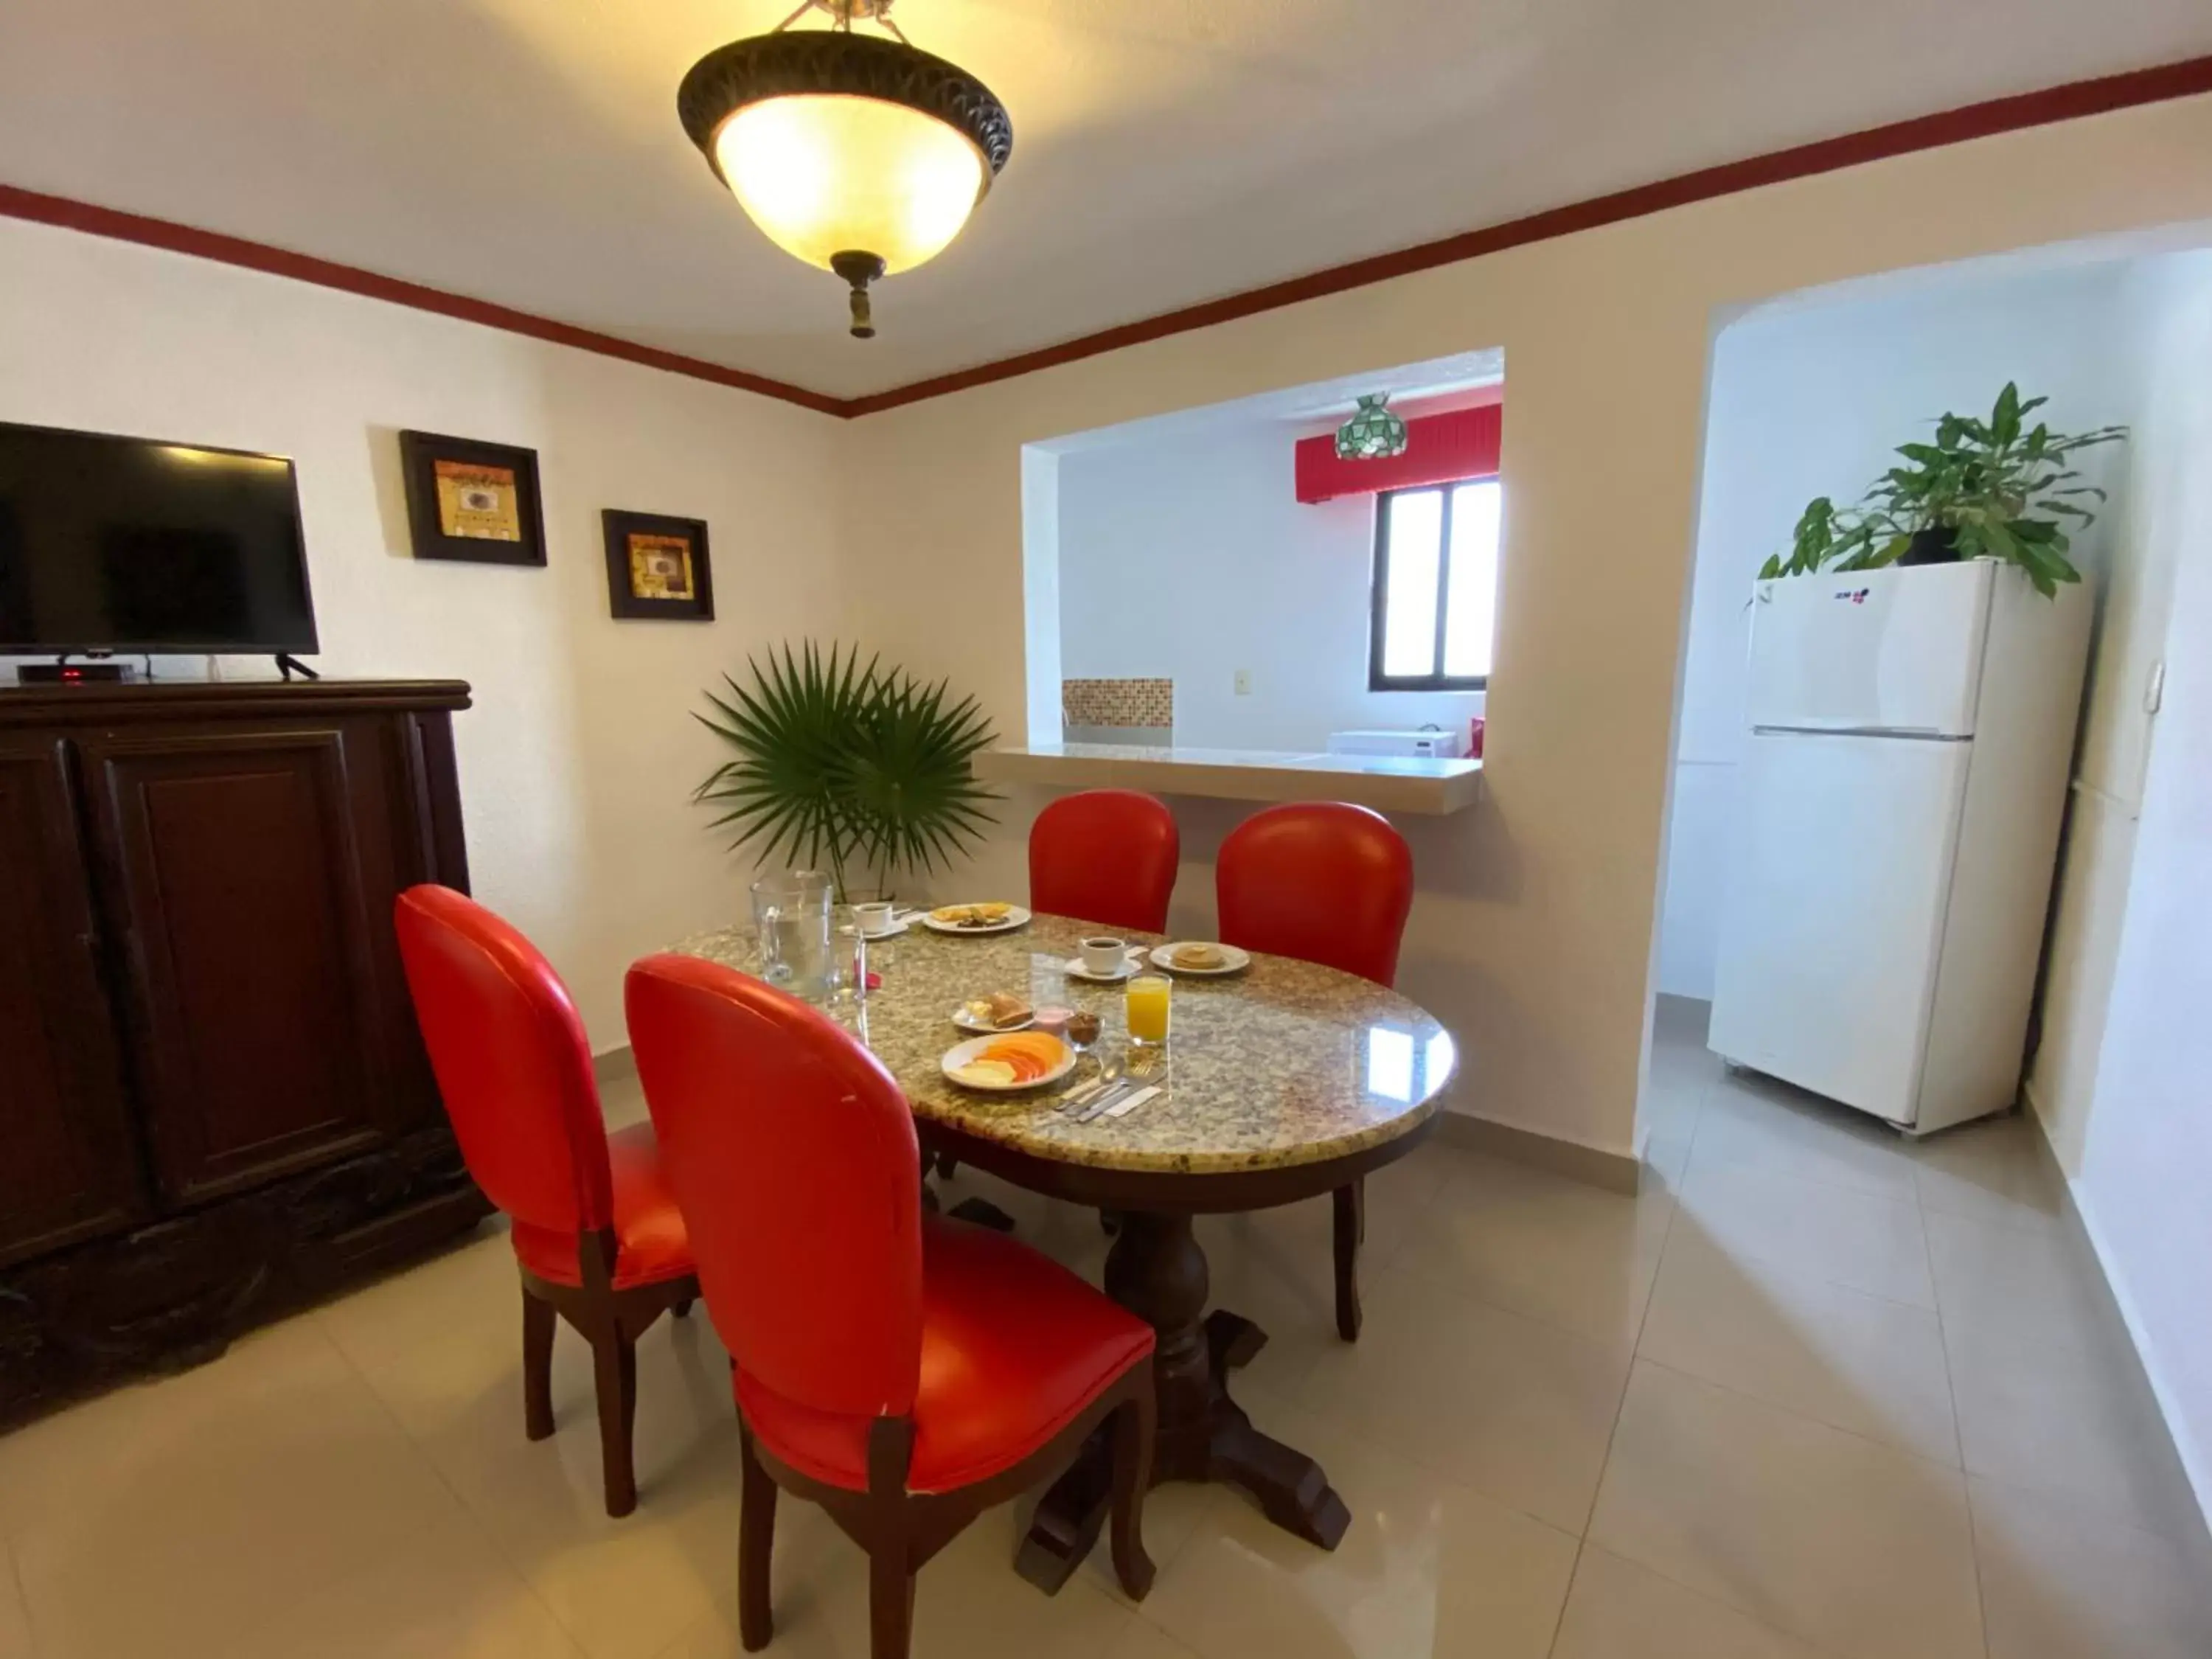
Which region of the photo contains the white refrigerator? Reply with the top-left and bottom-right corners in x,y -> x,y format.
1708,559 -> 2092,1134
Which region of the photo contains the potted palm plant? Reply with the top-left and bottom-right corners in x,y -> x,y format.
1761,383 -> 2126,597
696,643 -> 999,900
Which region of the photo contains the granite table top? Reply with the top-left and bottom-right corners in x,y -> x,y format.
667,910 -> 1455,1177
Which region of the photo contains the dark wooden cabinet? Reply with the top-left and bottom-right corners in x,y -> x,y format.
0,681 -> 489,1421
0,736 -> 146,1266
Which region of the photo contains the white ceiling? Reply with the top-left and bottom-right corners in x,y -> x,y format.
4,1 -> 2209,402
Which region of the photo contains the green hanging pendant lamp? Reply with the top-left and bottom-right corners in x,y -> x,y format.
1335,393 -> 1408,460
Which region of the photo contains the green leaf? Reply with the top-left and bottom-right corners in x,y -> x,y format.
694,641 -> 1000,897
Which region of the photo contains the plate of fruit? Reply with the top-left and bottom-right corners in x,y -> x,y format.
940,1031 -> 1077,1092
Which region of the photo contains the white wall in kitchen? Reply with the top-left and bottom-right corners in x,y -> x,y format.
1657,257 -> 2135,1000
2059,248 -> 2212,1525
1054,414 -> 1485,751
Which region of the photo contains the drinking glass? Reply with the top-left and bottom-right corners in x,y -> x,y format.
1125,974 -> 1172,1046
828,904 -> 868,1004
750,871 -> 835,1002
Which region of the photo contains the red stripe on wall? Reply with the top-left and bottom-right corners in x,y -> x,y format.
1296,404 -> 1503,504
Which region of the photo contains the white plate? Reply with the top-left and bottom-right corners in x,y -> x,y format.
1149,941 -> 1252,977
1061,954 -> 1139,984
921,903 -> 1032,936
951,1004 -> 1034,1034
940,1033 -> 1077,1093
859,921 -> 908,941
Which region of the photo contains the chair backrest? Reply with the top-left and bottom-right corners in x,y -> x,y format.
1029,789 -> 1180,934
625,953 -> 924,1420
1216,802 -> 1413,987
392,885 -> 613,1235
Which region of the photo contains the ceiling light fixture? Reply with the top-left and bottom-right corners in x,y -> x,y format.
678,0 -> 1012,340
1336,394 -> 1408,460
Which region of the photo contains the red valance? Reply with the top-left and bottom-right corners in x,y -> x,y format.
1295,400 -> 1503,504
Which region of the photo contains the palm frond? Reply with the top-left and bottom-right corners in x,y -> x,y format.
693,641 -> 1000,897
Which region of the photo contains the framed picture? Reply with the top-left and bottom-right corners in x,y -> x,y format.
398,431 -> 548,566
602,509 -> 714,622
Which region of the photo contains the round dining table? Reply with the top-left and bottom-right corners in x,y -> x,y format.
670,908 -> 1455,1591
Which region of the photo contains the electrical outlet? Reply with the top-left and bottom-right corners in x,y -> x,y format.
1233,668 -> 1252,696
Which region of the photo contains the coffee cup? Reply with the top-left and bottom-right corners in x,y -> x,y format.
853,901 -> 896,936
1080,936 -> 1127,976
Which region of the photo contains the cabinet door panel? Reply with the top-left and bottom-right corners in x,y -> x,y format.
0,738 -> 145,1263
86,728 -> 389,1203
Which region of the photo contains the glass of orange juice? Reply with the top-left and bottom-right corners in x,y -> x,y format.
1126,974 -> 1171,1046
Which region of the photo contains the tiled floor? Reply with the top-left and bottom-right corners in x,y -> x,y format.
4,999 -> 2207,1659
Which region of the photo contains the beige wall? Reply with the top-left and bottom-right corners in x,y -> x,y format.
0,215 -> 848,1047
9,92 -> 2212,1153
840,92 -> 2212,1157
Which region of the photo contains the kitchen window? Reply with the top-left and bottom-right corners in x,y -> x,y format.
1368,479 -> 1500,690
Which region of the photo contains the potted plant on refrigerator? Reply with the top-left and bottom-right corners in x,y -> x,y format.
695,642 -> 999,900
1761,383 -> 2126,597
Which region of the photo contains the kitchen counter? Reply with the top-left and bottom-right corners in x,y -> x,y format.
973,742 -> 1482,815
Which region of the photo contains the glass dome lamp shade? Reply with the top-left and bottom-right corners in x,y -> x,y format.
1336,394 -> 1408,460
678,21 -> 1012,338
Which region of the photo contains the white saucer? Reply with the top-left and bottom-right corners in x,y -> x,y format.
1062,955 -> 1137,984
859,922 -> 908,940
1150,941 -> 1252,977
951,1004 -> 1034,1034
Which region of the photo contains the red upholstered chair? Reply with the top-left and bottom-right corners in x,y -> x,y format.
1029,789 -> 1180,934
1216,802 -> 1414,1342
625,953 -> 1157,1659
394,885 -> 698,1518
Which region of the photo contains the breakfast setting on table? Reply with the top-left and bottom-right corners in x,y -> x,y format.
658,807 -> 1457,1591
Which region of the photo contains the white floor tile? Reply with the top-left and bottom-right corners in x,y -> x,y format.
1100,1621 -> 1208,1659
0,1318 -> 472,1659
5,1032 -> 2201,1659
1693,1073 -> 1921,1203
223,1505 -> 584,1659
1969,1475 -> 2212,1659
313,1221 -> 518,1376
1944,1315 -> 2202,1542
1639,1227 -> 1960,1464
1551,1546 -> 1826,1659
1923,1210 -> 2118,1357
362,1313 -> 744,1659
1406,1151 -> 1672,1346
1138,1391 -> 1577,1659
1588,1362 -> 1983,1659
0,1531 -> 32,1659
1295,1270 -> 1632,1533
1909,1114 -> 2070,1235
1677,1161 -> 1935,1309
649,1506 -> 1136,1659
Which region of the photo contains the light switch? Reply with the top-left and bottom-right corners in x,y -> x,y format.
1234,669 -> 1252,695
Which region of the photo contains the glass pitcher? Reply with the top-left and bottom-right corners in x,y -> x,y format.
750,871 -> 835,1002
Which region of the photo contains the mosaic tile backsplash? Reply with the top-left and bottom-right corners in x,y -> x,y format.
1062,677 -> 1174,730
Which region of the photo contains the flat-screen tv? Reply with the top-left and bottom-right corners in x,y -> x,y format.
0,420 -> 317,655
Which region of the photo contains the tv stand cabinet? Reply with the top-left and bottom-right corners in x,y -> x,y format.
0,679 -> 489,1423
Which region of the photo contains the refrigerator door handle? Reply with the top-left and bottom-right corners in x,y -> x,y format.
1750,724 -> 1971,742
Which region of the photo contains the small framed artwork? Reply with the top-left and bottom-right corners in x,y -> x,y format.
398,431 -> 548,566
602,509 -> 714,622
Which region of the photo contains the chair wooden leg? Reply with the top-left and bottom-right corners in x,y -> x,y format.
1332,1182 -> 1363,1342
737,1422 -> 777,1651
1107,1374 -> 1157,1601
867,1543 -> 915,1659
593,1330 -> 639,1517
521,1287 -> 556,1441
864,1417 -> 917,1659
